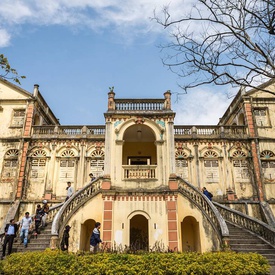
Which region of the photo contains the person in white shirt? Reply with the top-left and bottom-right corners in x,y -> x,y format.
20,212 -> 32,248
65,181 -> 74,201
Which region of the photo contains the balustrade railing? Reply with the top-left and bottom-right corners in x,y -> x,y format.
51,178 -> 102,237
32,125 -> 105,136
174,125 -> 248,138
178,178 -> 229,243
123,165 -> 157,179
114,99 -> 165,111
214,202 -> 275,246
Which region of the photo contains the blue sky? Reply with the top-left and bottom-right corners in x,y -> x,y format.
0,0 -> 232,125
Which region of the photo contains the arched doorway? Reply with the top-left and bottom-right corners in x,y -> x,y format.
181,216 -> 201,252
80,219 -> 95,251
130,214 -> 149,250
123,124 -> 156,166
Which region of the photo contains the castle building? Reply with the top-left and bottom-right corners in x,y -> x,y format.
0,77 -> 275,252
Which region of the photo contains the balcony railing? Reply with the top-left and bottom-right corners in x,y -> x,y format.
123,165 -> 157,179
174,125 -> 248,138
114,99 -> 165,111
32,125 -> 105,136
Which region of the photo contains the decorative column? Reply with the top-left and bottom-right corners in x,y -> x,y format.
243,97 -> 264,201
102,197 -> 113,249
17,101 -> 35,199
166,196 -> 178,251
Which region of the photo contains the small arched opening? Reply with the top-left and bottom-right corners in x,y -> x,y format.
123,124 -> 157,179
129,214 -> 149,251
80,219 -> 95,251
181,216 -> 201,252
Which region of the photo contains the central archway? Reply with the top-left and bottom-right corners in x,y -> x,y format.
130,214 -> 149,250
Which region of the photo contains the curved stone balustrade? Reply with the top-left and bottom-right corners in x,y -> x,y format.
214,202 -> 275,246
47,203 -> 64,223
178,178 -> 229,244
51,178 -> 103,237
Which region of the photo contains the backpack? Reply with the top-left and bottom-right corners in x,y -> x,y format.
208,192 -> 213,198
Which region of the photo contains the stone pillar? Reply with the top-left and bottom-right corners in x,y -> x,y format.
166,197 -> 178,251
243,98 -> 264,201
50,235 -> 59,250
102,198 -> 113,249
104,121 -> 112,176
168,121 -> 176,174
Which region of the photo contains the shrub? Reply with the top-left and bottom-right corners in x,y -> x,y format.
0,250 -> 270,275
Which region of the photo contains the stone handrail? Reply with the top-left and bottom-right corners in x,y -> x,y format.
32,125 -> 105,136
114,99 -> 165,111
122,165 -> 157,179
177,178 -> 229,244
214,202 -> 275,246
51,178 -> 103,237
174,125 -> 248,138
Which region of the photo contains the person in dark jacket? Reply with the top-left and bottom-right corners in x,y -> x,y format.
1,219 -> 19,259
61,225 -> 71,251
202,187 -> 213,201
90,222 -> 103,253
33,204 -> 44,237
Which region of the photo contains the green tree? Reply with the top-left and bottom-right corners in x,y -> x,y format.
0,54 -> 26,84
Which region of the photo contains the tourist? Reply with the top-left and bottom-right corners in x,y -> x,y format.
90,222 -> 103,253
65,181 -> 74,201
202,187 -> 213,201
1,219 -> 19,259
41,200 -> 49,227
61,225 -> 71,251
20,212 -> 32,248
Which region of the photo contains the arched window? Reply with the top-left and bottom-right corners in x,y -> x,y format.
1,149 -> 19,181
232,150 -> 250,182
260,150 -> 275,181
59,150 -> 76,182
175,150 -> 188,179
89,150 -> 104,178
30,150 -> 47,178
203,151 -> 219,183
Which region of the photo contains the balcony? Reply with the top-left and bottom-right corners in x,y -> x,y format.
122,165 -> 157,179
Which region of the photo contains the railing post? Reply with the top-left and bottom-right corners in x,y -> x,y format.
192,126 -> 197,138
222,236 -> 230,251
168,174 -> 178,190
102,175 -> 111,190
50,234 -> 59,250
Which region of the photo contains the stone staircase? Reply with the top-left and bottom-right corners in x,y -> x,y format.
227,222 -> 275,266
11,223 -> 52,253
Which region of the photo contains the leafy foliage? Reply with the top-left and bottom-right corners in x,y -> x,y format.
0,250 -> 270,275
0,54 -> 26,84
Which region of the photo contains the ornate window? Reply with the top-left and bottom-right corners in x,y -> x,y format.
232,150 -> 250,182
11,109 -> 25,127
90,150 -> 104,177
59,150 -> 76,181
30,150 -> 47,179
254,108 -> 269,127
261,150 -> 275,181
203,151 -> 219,183
175,151 -> 189,179
1,149 -> 19,181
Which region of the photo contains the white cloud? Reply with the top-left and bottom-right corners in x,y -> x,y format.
0,29 -> 11,47
173,88 -> 232,125
0,0 -> 194,47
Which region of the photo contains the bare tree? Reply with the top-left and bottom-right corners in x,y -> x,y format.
0,54 -> 25,84
154,0 -> 275,95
